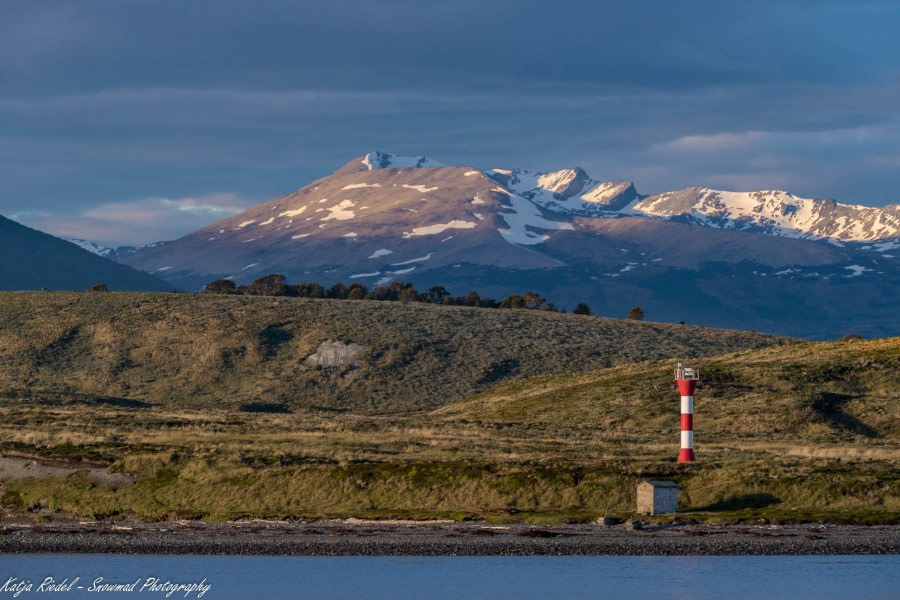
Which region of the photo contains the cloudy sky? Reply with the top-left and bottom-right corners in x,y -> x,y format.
3,0 -> 899,246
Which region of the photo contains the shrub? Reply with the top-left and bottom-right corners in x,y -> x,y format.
247,274 -> 292,296
499,295 -> 526,309
522,291 -> 545,310
627,306 -> 644,321
573,302 -> 592,316
422,286 -> 450,304
203,279 -> 237,294
347,284 -> 367,300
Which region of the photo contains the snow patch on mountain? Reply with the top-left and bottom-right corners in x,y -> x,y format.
493,188 -> 574,246
870,239 -> 899,252
278,206 -> 307,219
402,184 -> 439,193
844,265 -> 873,277
321,200 -> 356,222
390,252 -> 433,266
368,249 -> 393,259
343,183 -> 382,190
67,239 -> 114,257
403,220 -> 476,238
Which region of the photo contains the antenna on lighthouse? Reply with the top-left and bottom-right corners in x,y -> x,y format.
675,363 -> 699,463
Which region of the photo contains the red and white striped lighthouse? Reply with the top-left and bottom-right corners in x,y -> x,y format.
675,363 -> 699,463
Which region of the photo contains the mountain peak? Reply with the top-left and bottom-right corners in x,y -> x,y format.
536,167 -> 591,199
362,151 -> 446,170
332,152 -> 448,177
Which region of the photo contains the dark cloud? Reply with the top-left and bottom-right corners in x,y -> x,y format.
1,1 -> 899,244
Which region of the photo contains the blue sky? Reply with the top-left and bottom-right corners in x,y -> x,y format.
2,0 -> 899,245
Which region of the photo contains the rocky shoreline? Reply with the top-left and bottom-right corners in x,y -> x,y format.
1,520 -> 898,556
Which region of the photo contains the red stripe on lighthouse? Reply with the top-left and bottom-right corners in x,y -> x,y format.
677,379 -> 696,396
681,414 -> 693,430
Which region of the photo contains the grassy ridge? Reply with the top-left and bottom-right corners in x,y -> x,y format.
0,292 -> 787,413
436,337 -> 900,440
0,336 -> 897,524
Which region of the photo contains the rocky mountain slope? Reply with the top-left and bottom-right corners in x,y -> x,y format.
116,152 -> 899,339
0,215 -> 173,292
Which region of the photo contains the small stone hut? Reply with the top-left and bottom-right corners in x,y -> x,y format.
636,480 -> 678,515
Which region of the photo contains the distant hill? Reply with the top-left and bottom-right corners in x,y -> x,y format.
0,292 -> 789,413
0,215 -> 173,292
115,152 -> 899,339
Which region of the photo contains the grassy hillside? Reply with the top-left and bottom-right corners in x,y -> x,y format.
436,337 -> 900,441
0,292 -> 788,413
0,334 -> 896,524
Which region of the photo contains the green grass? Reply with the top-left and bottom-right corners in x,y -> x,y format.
0,291 -> 789,413
0,293 -> 896,524
436,337 -> 900,439
5,452 -> 897,524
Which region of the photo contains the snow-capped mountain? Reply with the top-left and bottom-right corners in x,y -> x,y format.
477,166 -> 899,247
113,152 -> 898,338
630,187 -> 900,243
486,167 -> 639,215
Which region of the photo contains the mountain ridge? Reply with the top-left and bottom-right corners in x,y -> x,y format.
106,151 -> 898,338
0,215 -> 174,292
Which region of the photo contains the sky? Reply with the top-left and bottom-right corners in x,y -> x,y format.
2,0 -> 899,246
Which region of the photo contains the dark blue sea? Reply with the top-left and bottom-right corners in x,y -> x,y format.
0,555 -> 897,600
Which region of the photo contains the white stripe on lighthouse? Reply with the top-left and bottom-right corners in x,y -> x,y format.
680,396 -> 694,414
681,430 -> 693,448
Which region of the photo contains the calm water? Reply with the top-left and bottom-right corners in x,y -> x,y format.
0,555 -> 897,600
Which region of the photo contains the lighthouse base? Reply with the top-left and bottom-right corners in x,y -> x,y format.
677,448 -> 696,463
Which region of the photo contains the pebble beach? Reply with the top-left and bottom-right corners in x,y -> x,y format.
1,520 -> 897,556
